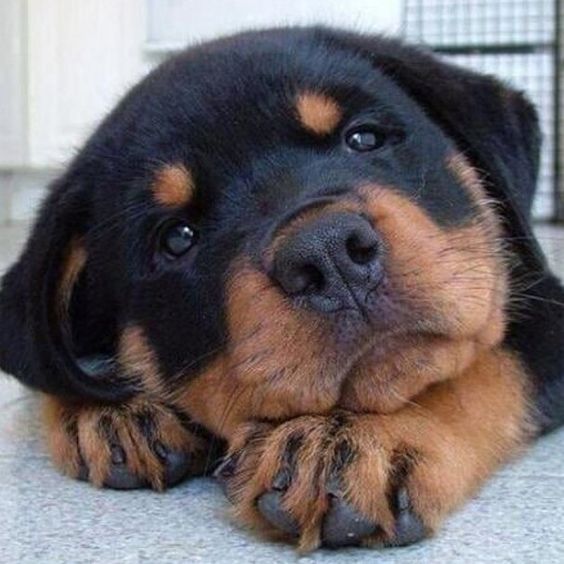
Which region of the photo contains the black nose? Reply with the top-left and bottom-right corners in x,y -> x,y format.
271,213 -> 383,312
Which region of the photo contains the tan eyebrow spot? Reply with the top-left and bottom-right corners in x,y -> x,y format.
151,164 -> 195,207
295,92 -> 342,136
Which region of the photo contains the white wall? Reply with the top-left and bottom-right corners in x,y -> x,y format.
0,0 -> 27,169
146,0 -> 402,50
0,0 -> 402,223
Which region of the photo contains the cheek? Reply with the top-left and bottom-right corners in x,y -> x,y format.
333,186 -> 509,414
222,261 -> 346,418
170,263 -> 348,439
362,187 -> 507,342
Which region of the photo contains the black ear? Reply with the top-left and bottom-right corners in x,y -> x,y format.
0,173 -> 133,402
318,28 -> 564,433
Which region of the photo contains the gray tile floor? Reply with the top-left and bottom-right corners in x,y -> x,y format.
1,222 -> 564,563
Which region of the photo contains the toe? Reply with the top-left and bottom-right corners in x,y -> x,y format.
104,464 -> 147,489
255,444 -> 300,537
155,443 -> 193,487
257,492 -> 299,537
105,445 -> 146,489
213,454 -> 239,498
322,495 -> 378,548
78,443 -> 193,490
76,444 -> 147,489
389,488 -> 428,547
76,464 -> 89,481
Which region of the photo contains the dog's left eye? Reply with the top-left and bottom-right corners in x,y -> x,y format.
160,221 -> 197,257
345,125 -> 388,152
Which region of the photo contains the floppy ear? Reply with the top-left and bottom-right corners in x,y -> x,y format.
0,173 -> 134,402
319,28 -> 564,433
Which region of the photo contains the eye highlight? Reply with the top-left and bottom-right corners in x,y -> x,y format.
344,121 -> 405,153
159,221 -> 197,257
345,125 -> 388,152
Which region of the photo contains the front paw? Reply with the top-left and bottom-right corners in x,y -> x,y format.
217,412 -> 471,551
43,395 -> 216,490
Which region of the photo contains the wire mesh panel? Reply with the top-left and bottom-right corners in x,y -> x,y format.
403,0 -> 560,221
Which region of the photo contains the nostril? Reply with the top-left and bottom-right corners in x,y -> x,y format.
346,232 -> 379,265
288,264 -> 325,295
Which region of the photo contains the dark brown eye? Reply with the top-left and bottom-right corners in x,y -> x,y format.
160,221 -> 197,257
345,126 -> 388,152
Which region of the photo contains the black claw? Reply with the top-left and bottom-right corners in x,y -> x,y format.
389,488 -> 428,547
104,465 -> 147,489
322,495 -> 378,548
271,466 -> 292,491
78,445 -> 192,490
76,444 -> 145,489
77,464 -> 89,482
153,440 -> 168,461
104,449 -> 192,490
256,458 -> 299,536
213,455 -> 238,497
105,443 -> 145,489
110,444 -> 126,465
257,492 -> 300,537
162,450 -> 193,486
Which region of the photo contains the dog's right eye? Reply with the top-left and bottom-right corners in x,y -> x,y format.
159,221 -> 198,257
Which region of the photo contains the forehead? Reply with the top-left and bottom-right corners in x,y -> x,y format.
166,35 -> 421,141
122,33 -> 469,228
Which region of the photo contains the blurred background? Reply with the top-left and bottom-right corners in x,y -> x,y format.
0,0 -> 561,224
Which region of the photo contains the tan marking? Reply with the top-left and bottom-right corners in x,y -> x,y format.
42,395 -> 83,478
337,184 -> 509,412
57,238 -> 87,320
42,394 -> 207,490
361,186 -> 501,396
152,164 -> 195,207
118,325 -> 164,395
447,151 -> 501,230
222,348 -> 534,551
395,349 -> 534,529
447,152 -> 485,198
362,186 -> 507,337
176,261 -> 344,439
339,337 -> 478,413
296,92 -> 342,136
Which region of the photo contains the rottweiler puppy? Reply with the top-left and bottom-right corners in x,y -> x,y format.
1,27 -> 563,551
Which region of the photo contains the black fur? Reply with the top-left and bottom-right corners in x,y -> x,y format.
0,26 -> 562,433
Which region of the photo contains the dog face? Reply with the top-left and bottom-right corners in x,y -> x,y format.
0,28 -> 541,427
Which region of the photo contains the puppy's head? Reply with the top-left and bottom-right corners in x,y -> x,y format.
0,28 -> 542,423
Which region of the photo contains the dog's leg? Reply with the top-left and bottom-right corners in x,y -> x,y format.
218,349 -> 534,550
42,393 -> 220,490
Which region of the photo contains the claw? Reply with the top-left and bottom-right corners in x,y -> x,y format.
213,455 -> 239,497
104,464 -> 147,489
322,494 -> 378,548
110,444 -> 126,465
161,450 -> 193,487
257,492 -> 300,537
77,447 -> 193,490
271,466 -> 292,491
389,487 -> 428,547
